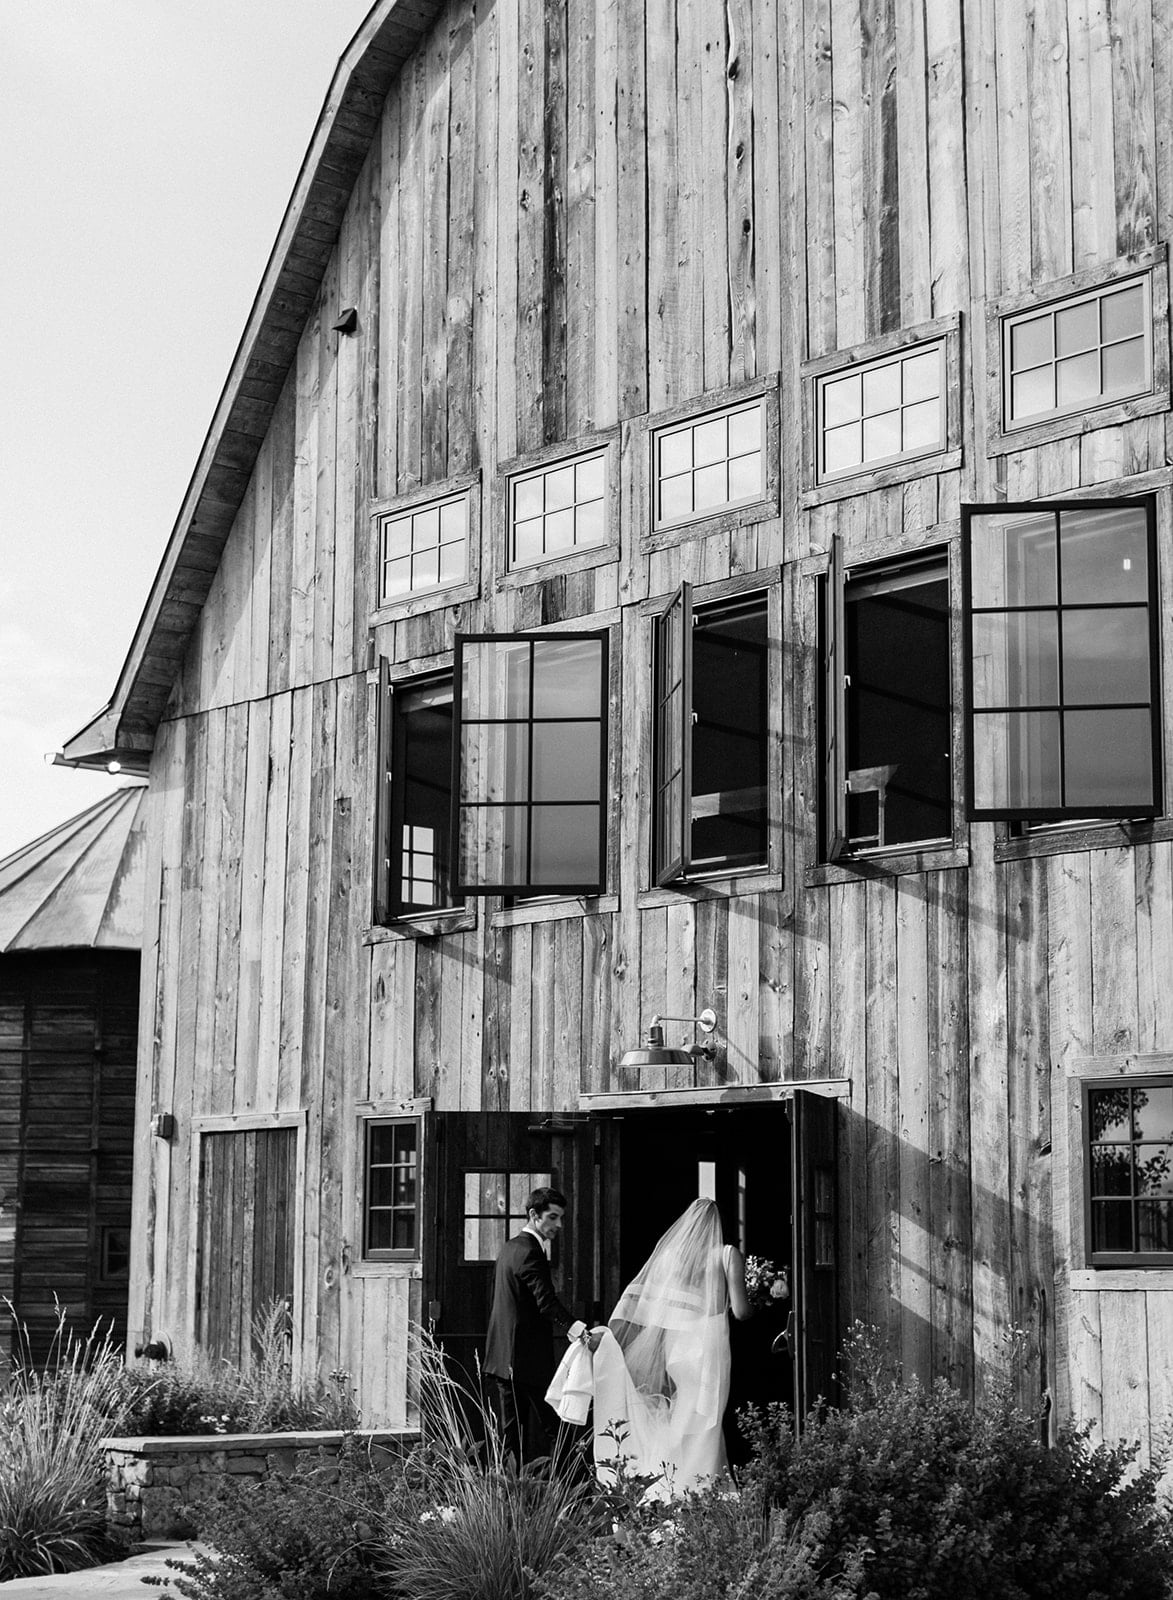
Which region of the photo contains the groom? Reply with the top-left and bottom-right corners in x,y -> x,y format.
484,1184 -> 597,1463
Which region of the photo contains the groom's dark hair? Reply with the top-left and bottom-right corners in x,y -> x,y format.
526,1185 -> 567,1216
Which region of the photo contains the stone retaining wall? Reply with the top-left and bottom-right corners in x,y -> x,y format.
102,1429 -> 417,1541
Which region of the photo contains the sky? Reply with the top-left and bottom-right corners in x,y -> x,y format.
0,0 -> 375,859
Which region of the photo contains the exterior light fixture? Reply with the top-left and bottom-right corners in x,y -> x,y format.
618,1008 -> 720,1071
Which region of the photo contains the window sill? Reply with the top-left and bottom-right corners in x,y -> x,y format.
1068,1268 -> 1173,1292
349,1260 -> 424,1281
993,817 -> 1173,863
641,495 -> 779,555
494,544 -> 618,591
369,577 -> 479,627
491,893 -> 620,928
802,449 -> 961,509
807,843 -> 968,886
364,908 -> 477,944
638,869 -> 783,909
986,388 -> 1169,456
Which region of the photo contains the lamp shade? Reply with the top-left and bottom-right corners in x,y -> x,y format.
617,1022 -> 693,1072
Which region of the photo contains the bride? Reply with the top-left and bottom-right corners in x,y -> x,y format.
571,1198 -> 752,1498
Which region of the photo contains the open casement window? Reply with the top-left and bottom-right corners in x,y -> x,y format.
823,539 -> 952,859
1083,1076 -> 1173,1267
375,666 -> 457,923
963,499 -> 1161,822
652,583 -> 769,885
452,632 -> 609,896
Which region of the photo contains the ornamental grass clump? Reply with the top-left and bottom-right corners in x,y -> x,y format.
0,1302 -> 131,1581
369,1329 -> 600,1600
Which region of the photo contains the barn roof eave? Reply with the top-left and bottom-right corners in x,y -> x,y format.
61,0 -> 444,772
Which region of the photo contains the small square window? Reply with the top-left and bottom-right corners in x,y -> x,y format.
1083,1077 -> 1173,1266
815,342 -> 945,483
377,489 -> 471,606
651,399 -> 766,533
506,449 -> 609,571
363,1118 -> 421,1260
1001,275 -> 1153,430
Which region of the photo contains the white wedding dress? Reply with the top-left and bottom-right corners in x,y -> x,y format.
590,1200 -> 733,1500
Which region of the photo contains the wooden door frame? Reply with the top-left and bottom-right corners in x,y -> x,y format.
188,1111 -> 307,1375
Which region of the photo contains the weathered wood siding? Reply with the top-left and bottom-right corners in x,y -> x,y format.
0,953 -> 138,1365
133,0 -> 1173,1443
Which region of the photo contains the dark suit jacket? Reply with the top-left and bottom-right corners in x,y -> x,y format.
484,1230 -> 577,1389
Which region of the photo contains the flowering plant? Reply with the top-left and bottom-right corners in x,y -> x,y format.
743,1255 -> 789,1309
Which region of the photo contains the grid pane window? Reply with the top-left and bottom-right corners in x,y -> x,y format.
1003,276 -> 1152,429
653,400 -> 765,531
384,676 -> 455,919
379,492 -> 470,604
364,1120 -> 421,1258
817,343 -> 945,482
454,632 -> 608,894
1085,1079 -> 1173,1264
653,587 -> 769,884
964,500 -> 1160,822
509,451 -> 608,569
462,1169 -> 551,1261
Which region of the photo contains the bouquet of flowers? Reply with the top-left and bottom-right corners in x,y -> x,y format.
743,1255 -> 790,1310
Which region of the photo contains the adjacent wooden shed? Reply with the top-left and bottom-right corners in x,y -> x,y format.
63,0 -> 1173,1454
0,788 -> 145,1365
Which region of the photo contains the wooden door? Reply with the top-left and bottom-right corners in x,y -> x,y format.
425,1112 -> 597,1387
196,1126 -> 297,1365
791,1090 -> 839,1414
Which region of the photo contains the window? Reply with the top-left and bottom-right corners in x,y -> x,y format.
462,1169 -> 551,1262
377,671 -> 456,922
816,342 -> 944,482
653,585 -> 768,884
507,449 -> 608,570
963,499 -> 1160,822
99,1224 -> 130,1283
1084,1077 -> 1173,1266
651,398 -> 765,533
453,632 -> 609,895
1002,274 -> 1152,430
377,488 -> 470,605
363,1118 -> 421,1259
822,547 -> 952,858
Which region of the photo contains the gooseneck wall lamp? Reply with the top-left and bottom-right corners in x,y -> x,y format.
618,1007 -> 720,1071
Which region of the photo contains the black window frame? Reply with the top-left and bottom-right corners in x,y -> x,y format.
962,497 -> 1162,824
362,1116 -> 423,1262
822,539 -> 954,861
98,1223 -> 131,1284
651,582 -> 770,886
1082,1074 -> 1173,1268
374,663 -> 458,925
451,630 -> 610,898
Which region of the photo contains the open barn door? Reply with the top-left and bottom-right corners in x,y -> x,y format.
424,1113 -> 596,1387
791,1089 -> 839,1414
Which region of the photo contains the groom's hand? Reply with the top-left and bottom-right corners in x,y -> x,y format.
585,1328 -> 604,1352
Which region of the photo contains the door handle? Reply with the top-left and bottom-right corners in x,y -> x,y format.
771,1309 -> 796,1359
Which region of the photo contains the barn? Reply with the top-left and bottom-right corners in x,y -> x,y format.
62,0 -> 1173,1450
0,788 -> 145,1367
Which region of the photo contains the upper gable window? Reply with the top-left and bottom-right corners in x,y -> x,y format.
1002,275 -> 1152,430
377,488 -> 470,606
453,632 -> 609,896
822,548 -> 952,859
963,499 -> 1161,822
652,585 -> 769,884
1084,1076 -> 1173,1266
651,399 -> 766,533
816,342 -> 945,483
508,449 -> 608,571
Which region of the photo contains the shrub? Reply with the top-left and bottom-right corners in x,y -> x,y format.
0,1304 -> 132,1581
742,1327 -> 1173,1600
142,1439 -> 387,1600
119,1302 -> 361,1437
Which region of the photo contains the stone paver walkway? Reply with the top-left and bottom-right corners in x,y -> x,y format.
0,1542 -> 204,1596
